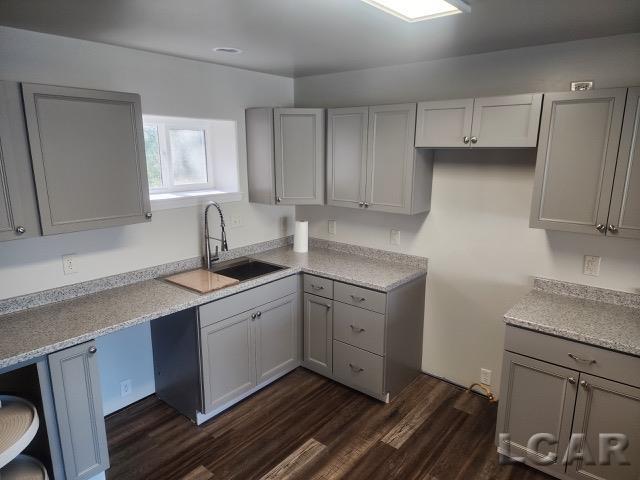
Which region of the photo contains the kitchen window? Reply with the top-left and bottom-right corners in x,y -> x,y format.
143,115 -> 241,209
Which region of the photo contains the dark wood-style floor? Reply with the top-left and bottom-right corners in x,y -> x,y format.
106,368 -> 552,480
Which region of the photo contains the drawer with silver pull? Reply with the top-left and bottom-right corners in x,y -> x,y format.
334,282 -> 386,314
505,325 -> 640,388
334,302 -> 385,355
303,274 -> 334,299
333,340 -> 384,396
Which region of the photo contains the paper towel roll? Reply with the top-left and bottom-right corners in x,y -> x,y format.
293,221 -> 308,253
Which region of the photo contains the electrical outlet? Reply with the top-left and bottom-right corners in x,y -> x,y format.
228,215 -> 242,228
583,255 -> 601,276
120,379 -> 132,397
390,229 -> 400,246
328,220 -> 336,235
62,254 -> 77,275
480,368 -> 492,386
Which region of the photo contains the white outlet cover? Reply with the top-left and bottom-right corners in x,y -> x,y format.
583,255 -> 601,276
62,254 -> 77,275
328,220 -> 336,235
480,368 -> 492,386
390,229 -> 400,246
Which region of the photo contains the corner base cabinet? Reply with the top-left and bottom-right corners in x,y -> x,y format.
496,326 -> 640,480
152,275 -> 300,425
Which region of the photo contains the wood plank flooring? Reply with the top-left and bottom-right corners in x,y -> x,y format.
106,368 -> 553,480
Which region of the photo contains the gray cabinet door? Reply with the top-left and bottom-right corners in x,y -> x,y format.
255,293 -> 298,385
201,311 -> 256,413
273,108 -> 325,205
608,87 -> 640,240
48,341 -> 109,480
21,83 -> 151,235
530,89 -> 627,235
327,107 -> 368,209
470,93 -> 542,147
415,98 -> 473,147
303,293 -> 333,377
365,103 -> 417,214
496,352 -> 578,478
0,81 -> 40,241
246,107 -> 276,205
568,374 -> 640,480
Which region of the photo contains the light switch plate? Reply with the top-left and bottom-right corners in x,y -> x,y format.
328,220 -> 336,235
62,254 -> 77,275
480,368 -> 492,386
390,229 -> 400,246
583,255 -> 601,276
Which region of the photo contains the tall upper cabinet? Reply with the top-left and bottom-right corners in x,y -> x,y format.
21,83 -> 152,235
0,81 -> 40,241
529,88 -> 638,237
327,103 -> 433,215
246,107 -> 325,205
415,93 -> 542,148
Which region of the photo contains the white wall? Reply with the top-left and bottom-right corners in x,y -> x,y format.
0,26 -> 295,412
295,33 -> 640,396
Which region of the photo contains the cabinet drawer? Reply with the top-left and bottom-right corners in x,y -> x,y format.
199,275 -> 297,328
334,282 -> 386,314
505,325 -> 640,388
334,302 -> 385,355
333,340 -> 384,396
303,274 -> 333,298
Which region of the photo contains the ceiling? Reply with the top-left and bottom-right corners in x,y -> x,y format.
1,0 -> 639,77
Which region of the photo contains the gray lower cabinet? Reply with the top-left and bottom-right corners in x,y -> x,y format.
607,87 -> 640,239
302,273 -> 425,401
303,292 -> 333,376
246,107 -> 325,205
48,341 -> 109,480
530,88 -> 627,235
0,81 -> 40,241
327,104 -> 433,215
21,83 -> 152,235
497,326 -> 640,480
415,93 -> 542,148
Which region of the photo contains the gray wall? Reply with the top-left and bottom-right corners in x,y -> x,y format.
0,26 -> 295,415
295,33 -> 640,396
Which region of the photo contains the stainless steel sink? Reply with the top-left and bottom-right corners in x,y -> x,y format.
209,257 -> 286,282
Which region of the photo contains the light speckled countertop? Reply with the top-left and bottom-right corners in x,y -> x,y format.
505,278 -> 640,357
0,244 -> 427,370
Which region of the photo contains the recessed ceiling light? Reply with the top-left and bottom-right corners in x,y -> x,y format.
361,0 -> 470,22
213,47 -> 243,54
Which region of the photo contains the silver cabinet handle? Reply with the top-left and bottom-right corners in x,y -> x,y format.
608,225 -> 618,234
567,377 -> 577,385
350,325 -> 365,333
88,346 -> 97,354
358,202 -> 364,207
276,196 -> 282,203
363,203 -> 370,208
348,363 -> 364,373
350,295 -> 366,302
470,136 -> 478,144
311,284 -> 324,291
580,380 -> 589,390
15,226 -> 26,234
568,353 -> 596,365
145,212 -> 152,219
256,311 -> 262,318
324,303 -> 332,309
596,224 -> 606,233
251,313 -> 257,320
463,136 -> 470,144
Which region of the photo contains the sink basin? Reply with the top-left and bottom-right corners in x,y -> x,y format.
210,257 -> 286,282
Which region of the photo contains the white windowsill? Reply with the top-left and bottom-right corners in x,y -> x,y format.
150,189 -> 243,211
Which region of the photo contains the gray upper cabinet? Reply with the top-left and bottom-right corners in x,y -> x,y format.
415,94 -> 542,148
568,374 -> 640,480
366,103 -> 433,214
246,107 -> 325,205
530,89 -> 627,235
255,294 -> 298,385
0,81 -> 40,241
415,98 -> 474,148
21,83 -> 151,235
303,292 -> 333,376
607,87 -> 640,239
327,107 -> 368,208
48,341 -> 109,480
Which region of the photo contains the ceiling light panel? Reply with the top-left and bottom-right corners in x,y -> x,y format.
361,0 -> 469,22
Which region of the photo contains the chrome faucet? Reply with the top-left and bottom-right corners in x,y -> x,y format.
203,201 -> 229,269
